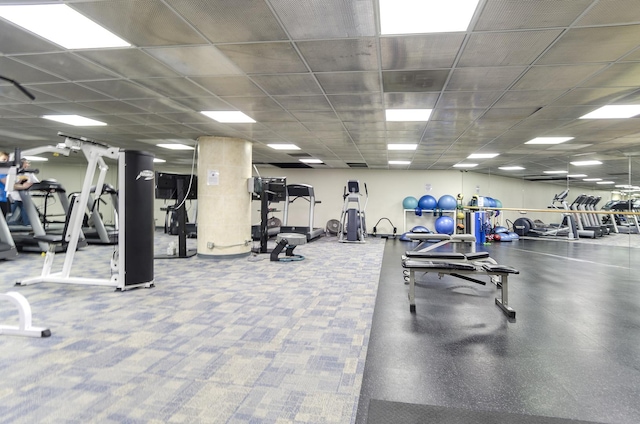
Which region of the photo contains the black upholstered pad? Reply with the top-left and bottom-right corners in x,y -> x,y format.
402,260 -> 476,271
482,263 -> 519,274
404,251 -> 466,260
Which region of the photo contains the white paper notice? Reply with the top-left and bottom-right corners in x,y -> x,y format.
208,170 -> 219,186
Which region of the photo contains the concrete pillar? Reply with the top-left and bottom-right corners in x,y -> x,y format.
197,136 -> 252,258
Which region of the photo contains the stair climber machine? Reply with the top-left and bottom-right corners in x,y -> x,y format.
16,132 -> 155,291
513,189 -> 578,239
280,183 -> 324,241
339,180 -> 368,243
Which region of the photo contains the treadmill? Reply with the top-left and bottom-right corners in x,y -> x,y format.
280,183 -> 324,241
11,179 -> 87,252
0,211 -> 18,260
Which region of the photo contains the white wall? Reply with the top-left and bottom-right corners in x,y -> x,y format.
27,160 -> 612,234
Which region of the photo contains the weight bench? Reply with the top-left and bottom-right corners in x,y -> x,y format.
401,258 -> 519,319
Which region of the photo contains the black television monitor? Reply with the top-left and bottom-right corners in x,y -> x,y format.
155,172 -> 197,200
252,177 -> 286,202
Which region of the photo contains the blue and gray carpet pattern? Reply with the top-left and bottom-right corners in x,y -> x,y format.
0,233 -> 385,423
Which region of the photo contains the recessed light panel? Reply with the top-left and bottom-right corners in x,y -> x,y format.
385,109 -> 432,122
388,144 -> 418,151
42,115 -> 106,126
201,111 -> 256,123
379,0 -> 480,35
0,4 -> 130,49
543,170 -> 568,174
596,181 -> 615,185
583,178 -> 602,181
570,160 -> 602,166
157,144 -> 195,150
468,153 -> 499,159
499,166 -> 525,171
299,158 -> 323,164
567,174 -> 587,178
453,163 -> 478,168
153,158 -> 166,163
525,137 -> 574,145
389,160 -> 411,165
267,144 -> 300,150
579,105 -> 640,119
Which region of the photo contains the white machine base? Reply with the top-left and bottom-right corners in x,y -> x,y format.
0,292 -> 51,338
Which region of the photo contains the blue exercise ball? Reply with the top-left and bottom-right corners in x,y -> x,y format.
435,216 -> 455,235
411,225 -> 431,233
438,195 -> 457,211
403,196 -> 419,209
399,232 -> 412,241
494,199 -> 503,209
418,195 -> 438,211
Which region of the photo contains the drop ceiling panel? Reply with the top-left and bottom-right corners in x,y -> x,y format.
383,93 -> 439,109
512,64 -> 608,90
458,30 -> 562,67
0,58 -> 63,84
474,0 -> 593,31
124,98 -> 193,114
29,83 -> 112,102
217,43 -> 308,74
382,70 -> 450,93
145,46 -> 243,76
189,76 -> 266,97
215,96 -> 284,113
316,72 -> 381,94
493,90 -> 567,108
328,94 -> 383,111
75,101 -> 148,115
336,110 -> 384,122
380,34 -> 464,70
273,96 -> 333,111
436,91 -> 502,109
174,96 -> 239,111
446,67 -> 526,91
251,74 -> 322,96
268,0 -> 376,39
549,87 -> 637,106
77,50 -> 179,78
72,0 -> 208,46
81,80 -> 163,100
132,78 -> 213,98
431,109 -> 485,121
575,0 -> 640,26
580,63 -> 640,88
537,25 -> 640,64
297,39 -> 379,72
168,0 -> 287,42
13,52 -> 119,81
292,111 -> 340,122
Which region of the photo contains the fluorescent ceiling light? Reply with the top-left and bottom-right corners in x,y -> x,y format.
153,158 -> 166,163
0,4 -> 130,49
567,174 -> 588,178
468,153 -> 499,159
379,0 -> 480,35
200,111 -> 255,123
570,160 -> 602,166
543,170 -> 568,174
499,166 -> 525,171
579,105 -> 640,119
299,158 -> 323,164
453,163 -> 478,168
42,115 -> 106,126
389,160 -> 411,165
23,156 -> 48,162
583,178 -> 602,181
157,143 -> 195,150
525,137 -> 574,145
385,109 -> 432,122
267,144 -> 300,150
597,181 -> 615,185
388,144 -> 418,151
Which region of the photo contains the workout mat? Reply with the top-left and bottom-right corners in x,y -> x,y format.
367,399 -> 604,424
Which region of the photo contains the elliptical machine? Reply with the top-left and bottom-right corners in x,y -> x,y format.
339,180 -> 368,243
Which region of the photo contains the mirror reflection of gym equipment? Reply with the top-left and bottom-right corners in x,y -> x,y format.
155,172 -> 198,259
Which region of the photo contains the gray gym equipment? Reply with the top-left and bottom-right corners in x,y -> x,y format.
339,180 -> 367,243
280,183 -> 324,241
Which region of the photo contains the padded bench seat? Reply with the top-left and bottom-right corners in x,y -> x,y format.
404,251 -> 490,260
